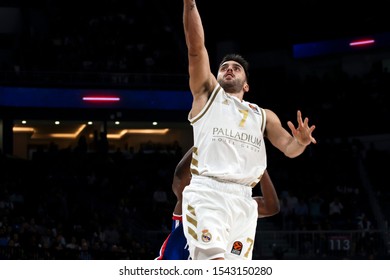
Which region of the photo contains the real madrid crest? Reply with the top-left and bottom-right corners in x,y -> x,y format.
201,229 -> 212,243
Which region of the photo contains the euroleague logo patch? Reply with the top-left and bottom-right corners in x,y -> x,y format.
201,229 -> 212,243
231,241 -> 243,255
249,104 -> 260,114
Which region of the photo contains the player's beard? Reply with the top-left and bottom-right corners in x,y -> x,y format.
218,78 -> 244,94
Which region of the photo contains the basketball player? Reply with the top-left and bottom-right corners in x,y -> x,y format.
156,147 -> 280,260
181,0 -> 316,260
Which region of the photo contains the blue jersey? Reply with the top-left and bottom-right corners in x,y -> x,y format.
155,215 -> 190,260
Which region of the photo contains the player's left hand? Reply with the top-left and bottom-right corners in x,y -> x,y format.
287,110 -> 316,146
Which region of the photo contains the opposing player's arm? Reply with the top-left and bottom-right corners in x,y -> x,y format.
253,170 -> 280,218
172,147 -> 193,215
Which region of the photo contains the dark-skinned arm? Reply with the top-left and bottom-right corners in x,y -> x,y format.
253,170 -> 280,218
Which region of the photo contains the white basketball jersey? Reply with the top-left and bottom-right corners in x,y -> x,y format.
188,84 -> 267,187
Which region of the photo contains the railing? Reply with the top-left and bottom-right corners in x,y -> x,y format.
1,230 -> 388,260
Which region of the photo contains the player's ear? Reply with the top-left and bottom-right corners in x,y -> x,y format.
243,83 -> 249,93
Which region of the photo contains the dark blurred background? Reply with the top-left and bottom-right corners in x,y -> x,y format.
0,0 -> 389,260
